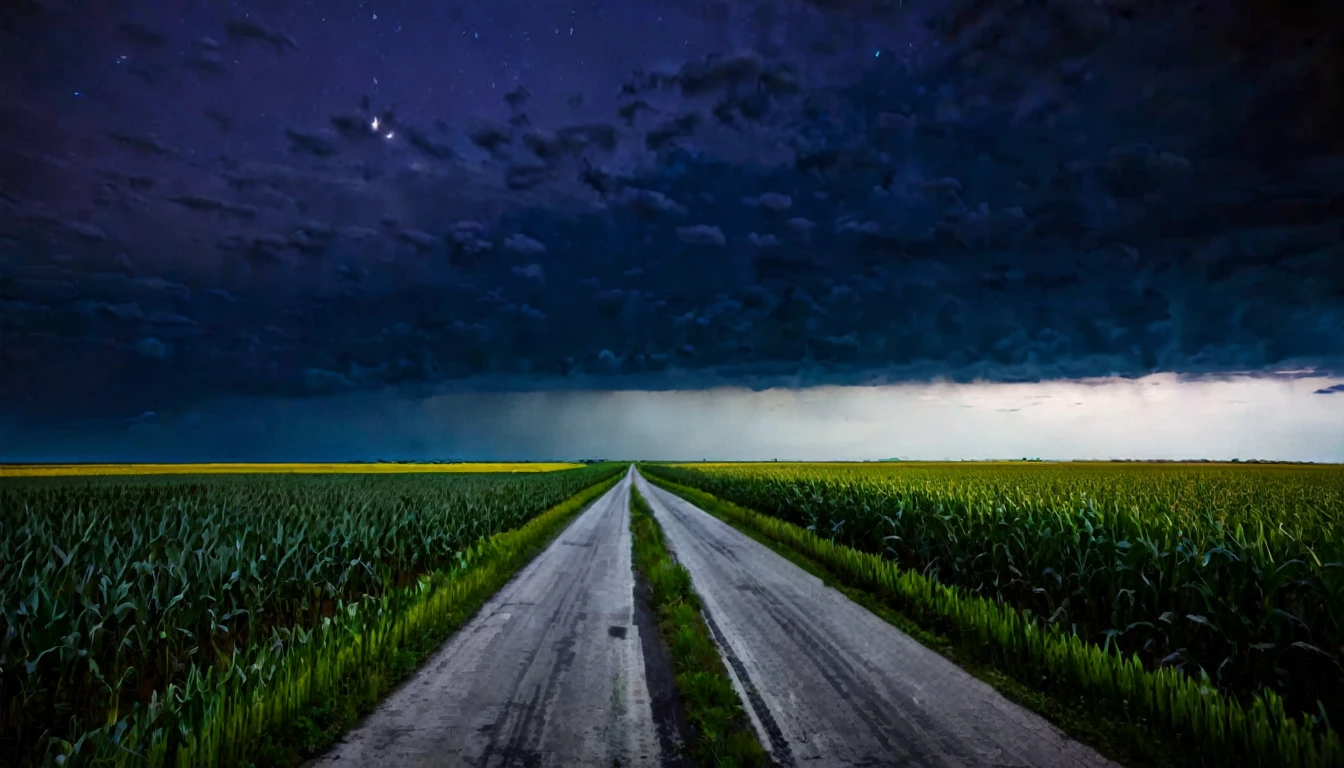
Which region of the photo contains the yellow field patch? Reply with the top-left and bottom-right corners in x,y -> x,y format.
0,462 -> 583,477
664,460 -> 1318,468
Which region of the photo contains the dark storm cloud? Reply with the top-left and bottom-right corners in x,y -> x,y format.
1,0 -> 1342,431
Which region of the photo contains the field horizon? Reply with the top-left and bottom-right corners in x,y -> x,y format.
2,457 -> 1336,476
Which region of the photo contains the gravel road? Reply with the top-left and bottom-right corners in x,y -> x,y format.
311,469 -> 673,767
633,469 -> 1120,768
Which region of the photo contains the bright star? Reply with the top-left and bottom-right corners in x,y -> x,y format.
385,131 -> 394,139
371,116 -> 379,130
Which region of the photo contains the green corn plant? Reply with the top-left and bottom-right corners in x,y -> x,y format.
0,464 -> 624,766
641,462 -> 1344,767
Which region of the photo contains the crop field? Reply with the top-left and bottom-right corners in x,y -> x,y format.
0,463 -> 624,766
0,462 -> 583,477
642,462 -> 1344,737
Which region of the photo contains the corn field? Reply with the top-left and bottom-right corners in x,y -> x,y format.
0,464 -> 624,766
642,463 -> 1344,752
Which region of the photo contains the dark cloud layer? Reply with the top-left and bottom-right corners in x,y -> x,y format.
1,0 -> 1342,429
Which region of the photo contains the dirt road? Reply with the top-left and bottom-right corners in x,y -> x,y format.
633,469 -> 1119,768
312,470 -> 673,767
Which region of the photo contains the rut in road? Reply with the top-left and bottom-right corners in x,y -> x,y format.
633,469 -> 1121,768
310,471 -> 672,768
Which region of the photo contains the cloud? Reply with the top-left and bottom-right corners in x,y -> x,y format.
503,233 -> 548,255
674,224 -> 727,247
1,0 -> 1341,429
1315,383 -> 1344,395
132,337 -> 168,359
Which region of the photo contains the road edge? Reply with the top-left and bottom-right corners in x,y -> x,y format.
251,472 -> 626,768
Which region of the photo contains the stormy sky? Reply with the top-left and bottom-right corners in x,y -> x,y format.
1,0 -> 1341,461
4,373 -> 1343,463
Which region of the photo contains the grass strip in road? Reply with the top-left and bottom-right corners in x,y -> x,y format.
637,469 -> 1342,768
629,484 -> 771,768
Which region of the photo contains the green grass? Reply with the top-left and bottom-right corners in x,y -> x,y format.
645,461 -> 1344,727
10,468 -> 623,768
637,467 -> 1342,768
628,484 -> 770,768
232,473 -> 626,768
638,471 -> 1165,767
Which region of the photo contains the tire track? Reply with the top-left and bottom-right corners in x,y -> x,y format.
696,599 -> 796,767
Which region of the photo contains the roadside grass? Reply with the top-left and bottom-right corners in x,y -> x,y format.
228,474 -> 623,768
629,484 -> 771,768
636,470 -> 1187,768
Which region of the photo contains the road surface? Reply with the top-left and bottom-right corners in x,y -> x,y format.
633,469 -> 1119,768
312,469 -> 674,768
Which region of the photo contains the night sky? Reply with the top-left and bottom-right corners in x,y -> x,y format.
1,0 -> 1341,459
